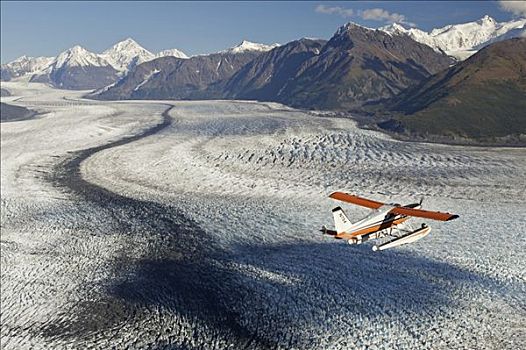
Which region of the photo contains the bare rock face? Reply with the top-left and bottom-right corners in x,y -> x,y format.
274,23 -> 453,110
216,38 -> 326,100
94,51 -> 262,100
46,65 -> 120,90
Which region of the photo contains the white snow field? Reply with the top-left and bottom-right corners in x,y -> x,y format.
1,83 -> 525,349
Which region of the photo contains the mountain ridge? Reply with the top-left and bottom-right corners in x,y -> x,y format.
1,38 -> 279,89
380,15 -> 526,60
2,15 -> 522,88
214,22 -> 452,110
93,50 -> 264,100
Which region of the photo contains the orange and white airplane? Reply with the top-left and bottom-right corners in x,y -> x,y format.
321,192 -> 459,251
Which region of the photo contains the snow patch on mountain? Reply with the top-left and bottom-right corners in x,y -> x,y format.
133,69 -> 161,91
380,15 -> 526,59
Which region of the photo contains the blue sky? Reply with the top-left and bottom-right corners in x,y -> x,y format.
1,1 -> 524,63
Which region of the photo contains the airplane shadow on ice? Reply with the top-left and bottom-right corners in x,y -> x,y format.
103,232 -> 512,349
41,169 -> 516,348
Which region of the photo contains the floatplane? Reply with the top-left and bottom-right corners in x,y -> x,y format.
321,192 -> 459,251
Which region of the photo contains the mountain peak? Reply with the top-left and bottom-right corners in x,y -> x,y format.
102,38 -> 154,71
54,45 -> 109,68
107,38 -> 145,52
69,45 -> 87,52
13,55 -> 29,62
480,15 -> 496,24
380,23 -> 409,35
156,48 -> 188,59
2,55 -> 54,77
225,40 -> 279,53
336,22 -> 374,35
121,37 -> 139,44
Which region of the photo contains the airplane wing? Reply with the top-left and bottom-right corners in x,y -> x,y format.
329,192 -> 459,221
329,192 -> 384,209
390,207 -> 459,221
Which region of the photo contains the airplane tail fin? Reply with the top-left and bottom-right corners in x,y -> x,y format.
332,207 -> 354,234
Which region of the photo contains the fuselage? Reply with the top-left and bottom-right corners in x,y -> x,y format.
335,203 -> 420,240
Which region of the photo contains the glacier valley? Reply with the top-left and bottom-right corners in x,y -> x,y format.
1,82 -> 525,349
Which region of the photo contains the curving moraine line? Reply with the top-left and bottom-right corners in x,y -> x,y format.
48,104 -> 272,349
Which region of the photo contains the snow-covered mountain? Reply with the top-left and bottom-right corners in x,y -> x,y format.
156,48 -> 188,60
53,45 -> 113,69
1,38 -> 273,88
34,45 -> 119,89
1,55 -> 54,79
100,38 -> 190,71
222,40 -> 280,54
380,15 -> 526,60
1,38 -> 189,83
101,38 -> 156,71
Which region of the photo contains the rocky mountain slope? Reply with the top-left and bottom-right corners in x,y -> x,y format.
381,38 -> 526,144
256,23 -> 452,110
380,15 -> 526,60
94,41 -> 275,100
216,38 -> 326,100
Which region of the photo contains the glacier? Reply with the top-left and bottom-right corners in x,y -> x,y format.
1,82 -> 525,349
